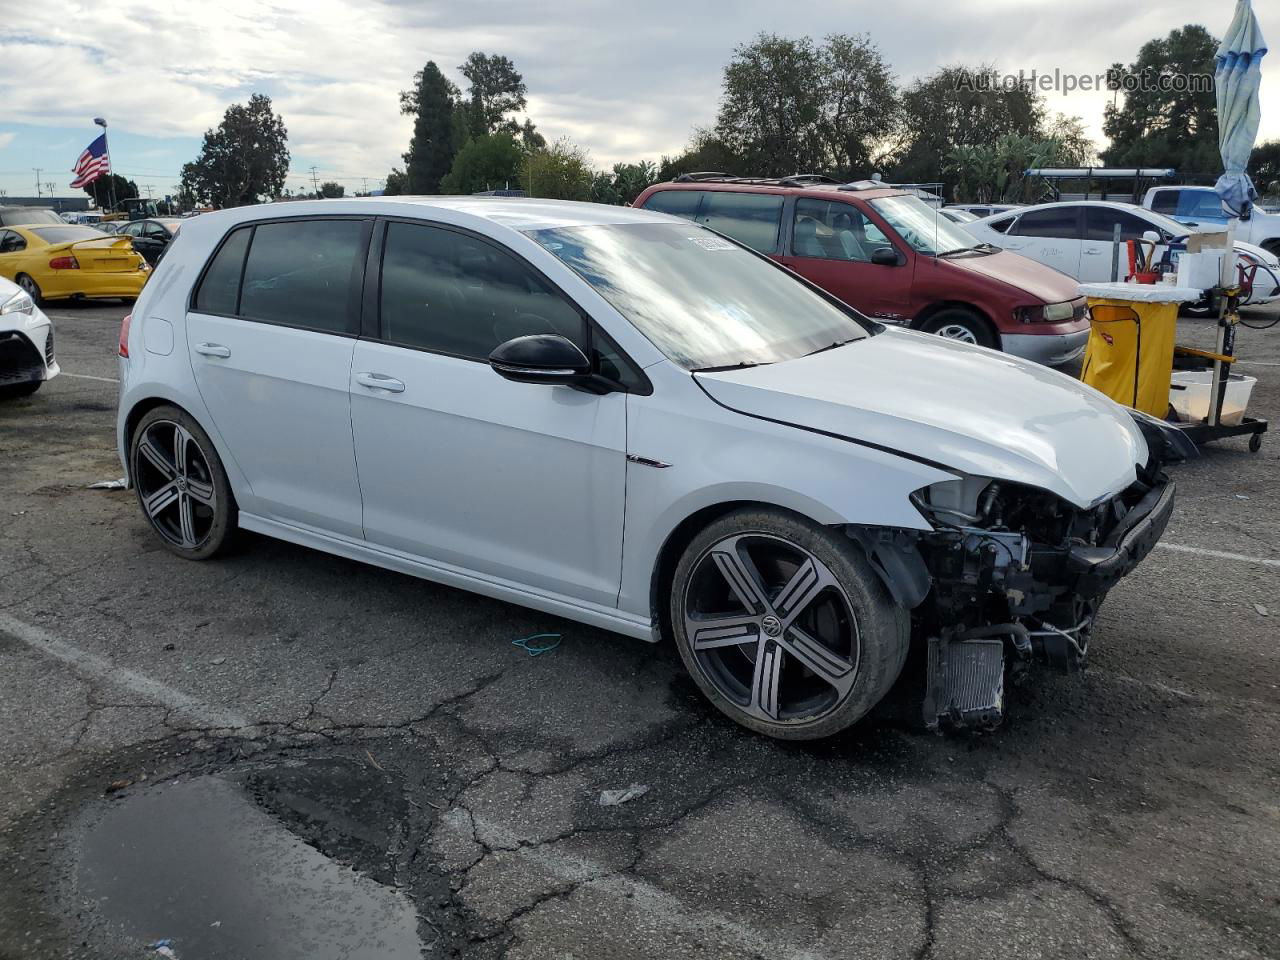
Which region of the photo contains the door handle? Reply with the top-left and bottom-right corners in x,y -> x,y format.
355,372 -> 405,393
1083,249 -> 1103,256
195,342 -> 231,358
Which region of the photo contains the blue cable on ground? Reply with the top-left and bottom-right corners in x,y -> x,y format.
512,633 -> 562,656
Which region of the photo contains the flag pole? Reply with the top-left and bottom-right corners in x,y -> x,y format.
93,117 -> 115,214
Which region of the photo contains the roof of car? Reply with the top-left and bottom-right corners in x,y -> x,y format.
643,180 -> 907,201
191,196 -> 668,235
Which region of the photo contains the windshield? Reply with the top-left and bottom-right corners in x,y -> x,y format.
527,222 -> 870,371
868,195 -> 982,255
1139,208 -> 1203,237
30,226 -> 115,244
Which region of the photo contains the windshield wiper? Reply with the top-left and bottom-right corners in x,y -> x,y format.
937,244 -> 992,257
802,338 -> 856,358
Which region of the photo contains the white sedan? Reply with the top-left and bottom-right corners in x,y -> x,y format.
116,196 -> 1191,739
0,274 -> 58,397
966,200 -> 1280,307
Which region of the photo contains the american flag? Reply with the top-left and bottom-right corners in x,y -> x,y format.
70,134 -> 111,188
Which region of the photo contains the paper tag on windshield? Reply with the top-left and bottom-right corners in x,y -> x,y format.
688,236 -> 735,251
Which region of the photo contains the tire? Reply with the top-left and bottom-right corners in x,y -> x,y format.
130,405 -> 237,560
669,507 -> 910,740
0,380 -> 41,399
919,308 -> 997,349
15,274 -> 42,306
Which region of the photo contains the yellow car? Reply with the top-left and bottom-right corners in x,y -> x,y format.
0,224 -> 149,304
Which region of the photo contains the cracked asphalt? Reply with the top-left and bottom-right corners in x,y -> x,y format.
1,300 -> 1278,960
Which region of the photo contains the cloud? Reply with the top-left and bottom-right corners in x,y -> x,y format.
0,132 -> 15,151
1,0 -> 1276,187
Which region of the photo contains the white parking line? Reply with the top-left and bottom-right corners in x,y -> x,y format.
0,613 -> 248,729
59,372 -> 119,383
1156,542 -> 1280,568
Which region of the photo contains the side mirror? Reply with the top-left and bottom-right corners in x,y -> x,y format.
488,334 -> 592,386
870,246 -> 903,266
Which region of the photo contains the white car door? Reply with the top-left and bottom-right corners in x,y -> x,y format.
999,207 -> 1083,277
1079,207 -> 1162,282
348,220 -> 628,607
185,218 -> 369,539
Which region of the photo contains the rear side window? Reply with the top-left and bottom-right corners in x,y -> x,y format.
192,227 -> 251,315
1011,208 -> 1080,239
1085,207 -> 1156,242
239,220 -> 366,334
698,192 -> 783,253
379,221 -> 584,360
641,190 -> 703,219
1148,191 -> 1178,215
987,217 -> 1014,234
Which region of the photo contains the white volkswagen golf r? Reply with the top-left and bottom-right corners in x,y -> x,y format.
116,197 -> 1192,739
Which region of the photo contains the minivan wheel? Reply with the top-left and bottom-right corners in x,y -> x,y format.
669,508 -> 909,740
130,406 -> 236,560
920,309 -> 997,349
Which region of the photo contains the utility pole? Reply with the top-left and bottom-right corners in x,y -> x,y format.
44,182 -> 56,206
33,168 -> 42,197
310,166 -> 320,197
142,184 -> 154,199
93,118 -> 116,213
361,177 -> 369,196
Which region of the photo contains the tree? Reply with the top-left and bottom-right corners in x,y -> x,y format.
714,34 -> 826,175
523,140 -> 593,200
459,52 -> 528,136
180,94 -> 289,207
319,181 -> 344,198
657,130 -> 744,180
401,61 -> 462,194
439,133 -> 524,194
891,65 -> 1043,191
1044,114 -> 1097,167
815,33 -> 898,177
1250,141 -> 1280,197
1101,25 -> 1219,173
82,173 -> 138,210
591,161 -> 659,205
383,168 -> 409,196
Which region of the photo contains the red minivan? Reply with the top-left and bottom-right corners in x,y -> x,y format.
634,176 -> 1089,367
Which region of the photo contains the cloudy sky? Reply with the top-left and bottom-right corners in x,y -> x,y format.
0,0 -> 1275,201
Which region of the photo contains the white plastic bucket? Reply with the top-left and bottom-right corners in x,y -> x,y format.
1168,370 -> 1256,425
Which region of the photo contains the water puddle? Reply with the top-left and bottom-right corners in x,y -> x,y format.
75,765 -> 423,959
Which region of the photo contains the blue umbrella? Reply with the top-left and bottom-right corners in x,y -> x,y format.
1214,0 -> 1268,218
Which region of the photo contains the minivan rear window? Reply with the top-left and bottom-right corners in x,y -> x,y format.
643,190 -> 703,219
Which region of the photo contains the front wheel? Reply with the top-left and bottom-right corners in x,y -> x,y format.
130,405 -> 237,559
669,508 -> 909,740
919,309 -> 998,349
0,380 -> 41,399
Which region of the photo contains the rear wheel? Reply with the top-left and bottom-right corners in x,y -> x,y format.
15,274 -> 41,306
130,406 -> 237,560
920,308 -> 997,349
669,508 -> 909,740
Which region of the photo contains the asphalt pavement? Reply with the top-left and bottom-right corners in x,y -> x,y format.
1,300 -> 1277,960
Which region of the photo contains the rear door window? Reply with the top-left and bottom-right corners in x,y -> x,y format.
239,220 -> 366,334
379,221 -> 584,360
1085,207 -> 1157,242
641,190 -> 703,220
1010,208 -> 1081,239
192,227 -> 252,315
696,192 -> 784,253
1148,191 -> 1178,215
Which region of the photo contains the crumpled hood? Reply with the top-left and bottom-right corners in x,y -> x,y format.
696,328 -> 1148,507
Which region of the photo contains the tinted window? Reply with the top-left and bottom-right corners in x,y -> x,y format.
697,192 -> 783,253
0,230 -> 25,253
792,198 -> 882,262
1085,207 -> 1157,242
1149,191 -> 1178,215
239,220 -> 365,333
642,190 -> 703,219
193,227 -> 251,315
987,217 -> 1014,234
1178,190 -> 1228,219
380,222 -> 583,360
123,222 -> 145,237
1011,208 -> 1080,239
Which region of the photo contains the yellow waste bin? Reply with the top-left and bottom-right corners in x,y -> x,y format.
1078,284 -> 1202,417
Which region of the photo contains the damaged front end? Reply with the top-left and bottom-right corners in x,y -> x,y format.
851,414 -> 1189,732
